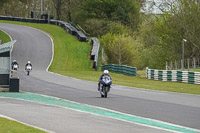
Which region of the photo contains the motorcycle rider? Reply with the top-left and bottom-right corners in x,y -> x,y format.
11,60 -> 19,70
25,61 -> 32,71
98,70 -> 112,91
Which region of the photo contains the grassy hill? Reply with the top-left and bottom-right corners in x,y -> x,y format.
0,20 -> 200,95
0,29 -> 11,44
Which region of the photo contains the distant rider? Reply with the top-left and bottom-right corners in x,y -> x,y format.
98,70 -> 112,91
11,60 -> 19,70
25,61 -> 32,70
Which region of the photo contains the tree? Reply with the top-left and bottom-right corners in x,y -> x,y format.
0,0 -> 30,17
72,0 -> 141,36
0,0 -> 8,6
137,0 -> 200,69
51,0 -> 64,20
100,33 -> 139,66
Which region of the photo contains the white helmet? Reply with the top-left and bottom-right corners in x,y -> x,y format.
13,60 -> 16,62
104,70 -> 109,74
28,61 -> 31,64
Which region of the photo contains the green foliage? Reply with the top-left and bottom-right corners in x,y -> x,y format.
82,0 -> 117,19
72,0 -> 141,36
137,0 -> 200,69
0,0 -> 30,17
100,33 -> 139,66
0,0 -> 141,36
81,18 -> 110,37
0,0 -> 7,6
108,22 -> 133,36
2,20 -> 200,95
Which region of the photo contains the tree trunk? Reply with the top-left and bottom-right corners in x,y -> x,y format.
67,0 -> 71,22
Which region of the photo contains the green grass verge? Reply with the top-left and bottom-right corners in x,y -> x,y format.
0,20 -> 92,71
0,29 -> 11,44
0,20 -> 200,95
0,117 -> 46,133
185,68 -> 200,72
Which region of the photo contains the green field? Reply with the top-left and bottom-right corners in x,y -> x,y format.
0,30 -> 11,44
0,20 -> 200,95
0,117 -> 46,133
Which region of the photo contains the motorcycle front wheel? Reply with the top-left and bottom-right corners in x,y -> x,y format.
103,87 -> 108,98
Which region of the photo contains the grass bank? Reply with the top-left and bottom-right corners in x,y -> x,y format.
0,29 -> 11,44
0,20 -> 92,71
0,20 -> 200,95
0,117 -> 46,133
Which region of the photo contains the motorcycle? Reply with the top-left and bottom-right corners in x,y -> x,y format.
26,65 -> 32,75
13,64 -> 18,70
99,75 -> 112,98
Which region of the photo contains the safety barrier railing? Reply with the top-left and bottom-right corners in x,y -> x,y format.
0,16 -> 103,71
90,37 -> 100,70
0,16 -> 87,42
146,67 -> 200,84
102,64 -> 137,76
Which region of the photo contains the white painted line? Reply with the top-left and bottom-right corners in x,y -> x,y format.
2,23 -> 199,132
0,114 -> 55,133
20,25 -> 54,72
0,28 -> 13,41
26,25 -> 86,82
18,92 -> 200,133
0,96 -> 174,133
37,30 -> 54,72
14,24 -> 200,98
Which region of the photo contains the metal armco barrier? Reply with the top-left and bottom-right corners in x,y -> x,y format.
102,64 -> 137,76
0,16 -> 87,42
90,37 -> 100,70
146,67 -> 200,84
49,20 -> 87,42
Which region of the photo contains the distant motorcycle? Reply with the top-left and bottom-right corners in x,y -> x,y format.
26,65 -> 32,75
99,75 -> 112,98
13,64 -> 19,70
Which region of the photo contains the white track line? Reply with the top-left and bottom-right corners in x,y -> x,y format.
19,91 -> 200,133
2,23 -> 200,133
0,95 -> 175,133
0,28 -> 13,41
0,114 -> 55,133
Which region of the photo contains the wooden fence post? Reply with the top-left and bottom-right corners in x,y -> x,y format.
193,57 -> 196,69
166,61 -> 168,70
101,48 -> 106,65
170,61 -> 173,70
187,58 -> 190,69
175,60 -> 177,70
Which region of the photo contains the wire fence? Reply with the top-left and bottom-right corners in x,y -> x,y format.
166,57 -> 200,70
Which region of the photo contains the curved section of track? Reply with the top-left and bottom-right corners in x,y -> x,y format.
0,23 -> 200,132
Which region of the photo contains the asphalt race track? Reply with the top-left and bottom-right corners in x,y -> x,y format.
0,23 -> 200,133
